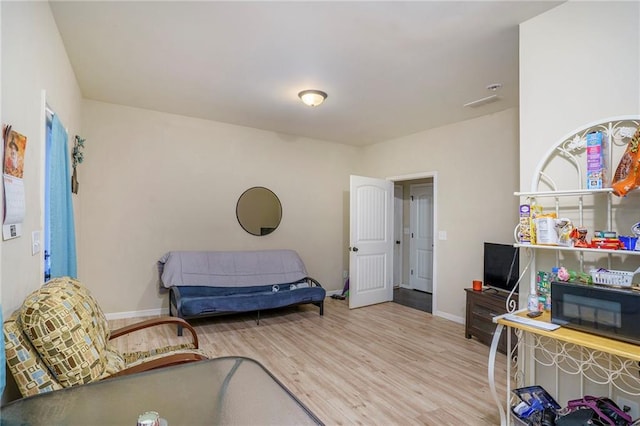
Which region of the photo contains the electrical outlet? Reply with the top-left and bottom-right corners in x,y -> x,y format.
342,270 -> 348,279
617,397 -> 640,420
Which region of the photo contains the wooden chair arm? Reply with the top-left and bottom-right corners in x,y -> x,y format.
110,316 -> 200,348
104,353 -> 208,379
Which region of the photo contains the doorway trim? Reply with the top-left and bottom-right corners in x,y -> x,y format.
393,184 -> 403,288
387,171 -> 438,315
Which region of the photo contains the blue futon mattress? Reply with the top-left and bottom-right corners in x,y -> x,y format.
173,284 -> 326,316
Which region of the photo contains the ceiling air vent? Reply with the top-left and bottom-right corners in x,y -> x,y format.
463,94 -> 500,108
464,83 -> 502,108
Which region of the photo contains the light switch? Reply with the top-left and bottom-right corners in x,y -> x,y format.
438,231 -> 447,240
32,231 -> 41,255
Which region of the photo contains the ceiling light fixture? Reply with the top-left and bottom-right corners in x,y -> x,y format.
298,90 -> 327,107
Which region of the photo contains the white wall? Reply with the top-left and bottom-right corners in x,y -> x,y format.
80,100 -> 360,314
520,1 -> 640,190
519,0 -> 640,405
360,108 -> 520,321
81,104 -> 520,320
1,1 -> 83,317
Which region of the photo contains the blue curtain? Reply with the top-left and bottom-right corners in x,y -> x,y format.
48,115 -> 77,278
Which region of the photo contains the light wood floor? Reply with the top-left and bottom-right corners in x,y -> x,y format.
109,298 -> 508,425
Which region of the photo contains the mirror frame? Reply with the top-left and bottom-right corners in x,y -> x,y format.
236,186 -> 282,236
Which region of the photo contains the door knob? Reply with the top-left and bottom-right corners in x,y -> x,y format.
351,247 -> 359,252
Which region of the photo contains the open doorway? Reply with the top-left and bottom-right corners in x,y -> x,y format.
390,173 -> 436,313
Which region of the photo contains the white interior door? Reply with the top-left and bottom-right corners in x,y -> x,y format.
349,175 -> 393,309
409,184 -> 434,293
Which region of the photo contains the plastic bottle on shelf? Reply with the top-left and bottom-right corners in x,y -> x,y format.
527,293 -> 539,312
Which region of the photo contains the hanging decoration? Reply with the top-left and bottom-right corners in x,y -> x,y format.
2,124 -> 27,240
71,135 -> 85,194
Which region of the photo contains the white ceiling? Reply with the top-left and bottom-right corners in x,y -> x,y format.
49,1 -> 563,146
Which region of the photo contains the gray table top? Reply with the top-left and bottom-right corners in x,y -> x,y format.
1,356 -> 323,426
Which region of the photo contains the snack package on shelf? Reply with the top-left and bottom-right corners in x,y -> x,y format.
612,126 -> 640,197
590,232 -> 625,250
619,235 -> 639,251
570,226 -> 589,248
537,271 -> 552,311
534,213 -> 558,245
586,131 -> 607,189
556,218 -> 574,247
529,205 -> 544,245
519,204 -> 532,244
557,267 -> 593,284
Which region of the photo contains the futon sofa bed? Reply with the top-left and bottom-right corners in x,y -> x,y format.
158,250 -> 326,334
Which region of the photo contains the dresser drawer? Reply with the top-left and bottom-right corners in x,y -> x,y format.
470,302 -> 503,320
465,288 -> 517,354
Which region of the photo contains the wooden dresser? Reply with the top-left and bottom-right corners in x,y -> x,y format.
465,288 -> 516,354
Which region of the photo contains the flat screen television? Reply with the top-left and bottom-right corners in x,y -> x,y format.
483,242 -> 520,293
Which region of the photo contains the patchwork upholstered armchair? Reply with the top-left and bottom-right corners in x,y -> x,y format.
4,277 -> 209,397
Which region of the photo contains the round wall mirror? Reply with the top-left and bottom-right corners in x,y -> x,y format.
236,187 -> 282,236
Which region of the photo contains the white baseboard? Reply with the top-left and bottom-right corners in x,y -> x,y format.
105,308 -> 169,321
433,310 -> 464,325
104,291 -> 455,321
